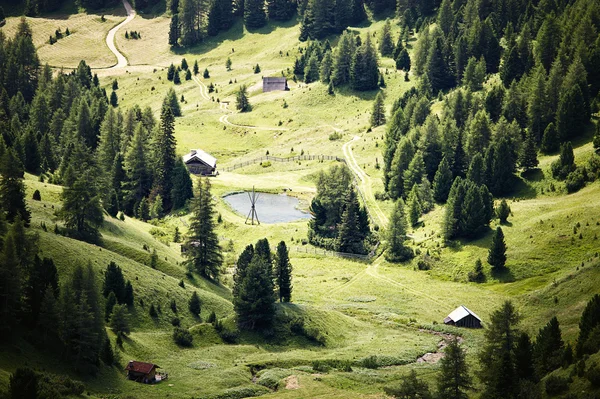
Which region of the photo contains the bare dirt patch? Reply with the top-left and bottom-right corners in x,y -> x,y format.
284,375 -> 300,390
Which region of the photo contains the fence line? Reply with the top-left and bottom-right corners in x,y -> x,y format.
221,154 -> 342,172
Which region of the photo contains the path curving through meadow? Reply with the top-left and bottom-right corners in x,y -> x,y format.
106,0 -> 135,68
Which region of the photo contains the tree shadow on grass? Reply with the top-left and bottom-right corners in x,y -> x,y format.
491,266 -> 515,283
521,167 -> 544,182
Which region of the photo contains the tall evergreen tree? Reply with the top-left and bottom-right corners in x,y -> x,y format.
60,167 -> 104,242
351,35 -> 379,91
169,13 -> 180,45
433,156 -> 452,203
533,316 -> 564,376
386,199 -> 413,262
171,158 -> 194,210
183,178 -> 223,280
122,125 -> 152,215
153,104 -> 177,211
370,91 -> 386,127
519,131 -> 539,170
236,85 -> 251,112
437,338 -> 472,399
576,294 -> 600,357
244,0 -> 267,29
487,226 -> 507,270
0,149 -> 31,225
332,32 -> 356,86
0,232 -> 22,336
379,19 -> 394,57
337,187 -> 364,254
275,241 -> 292,302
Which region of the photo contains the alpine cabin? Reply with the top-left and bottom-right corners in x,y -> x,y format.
183,149 -> 217,175
263,77 -> 289,92
125,361 -> 160,383
444,305 -> 482,328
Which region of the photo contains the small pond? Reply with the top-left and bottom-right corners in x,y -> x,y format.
223,192 -> 311,224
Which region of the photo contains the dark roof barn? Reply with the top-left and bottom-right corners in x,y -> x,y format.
444,305 -> 482,328
263,77 -> 289,92
125,361 -> 160,383
183,149 -> 217,175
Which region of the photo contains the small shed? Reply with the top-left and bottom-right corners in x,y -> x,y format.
263,77 -> 289,92
183,149 -> 217,175
444,305 -> 482,328
125,360 -> 160,383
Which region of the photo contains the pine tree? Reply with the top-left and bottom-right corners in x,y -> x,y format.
487,227 -> 507,270
556,84 -> 586,142
275,241 -> 292,302
109,304 -> 130,335
152,103 -> 178,211
350,0 -> 366,24
332,32 -> 356,86
173,70 -> 181,84
193,60 -> 199,75
468,259 -> 485,283
379,19 -> 394,57
351,35 -> 379,91
533,316 -> 564,376
467,153 -> 485,186
479,301 -> 521,399
496,200 -> 511,224
203,68 -> 210,78
386,199 -> 413,262
60,167 -> 104,242
244,0 -> 267,29
319,51 -> 333,83
188,291 -> 201,316
437,0 -> 453,36
0,149 -> 31,225
183,178 -> 223,280
0,232 -> 22,336
171,158 -> 194,209
233,251 -> 275,330
519,131 -> 539,170
38,286 -> 59,343
267,0 -> 295,21
541,122 -> 558,153
304,53 -> 320,83
163,87 -> 182,117
403,151 -> 425,196
122,125 -> 152,215
337,187 -> 364,254
388,137 -> 415,199
24,256 -> 59,327
515,332 -> 535,381
433,156 -> 452,203
395,48 -> 411,71
437,338 -> 472,399
370,91 -> 386,127
407,185 -> 421,227
576,294 -> 600,357
426,36 -> 453,93
169,13 -> 180,45
236,85 -> 251,112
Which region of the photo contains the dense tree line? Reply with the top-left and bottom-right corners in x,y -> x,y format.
0,20 -> 194,243
380,0 -> 600,243
308,164 -> 372,254
233,238 -> 292,330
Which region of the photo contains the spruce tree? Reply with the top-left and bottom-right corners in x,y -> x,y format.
38,286 -> 59,343
479,301 -> 521,399
576,294 -> 600,357
384,370 -> 432,399
379,19 -> 394,57
60,167 -> 104,242
171,158 -> 194,210
370,91 -> 386,127
541,122 -> 558,153
153,104 -> 178,211
332,32 -> 356,86
236,85 -> 251,112
188,291 -> 201,316
487,227 -> 507,270
403,151 -> 425,196
105,291 -> 117,321
304,53 -> 320,83
407,185 -> 421,227
350,0 -> 366,25
337,187 -> 364,254
0,149 -> 31,225
351,35 -> 379,91
395,48 -> 411,71
519,131 -> 538,171
233,252 -> 275,330
386,199 -> 413,262
437,338 -> 472,399
275,241 -> 292,302
433,156 -> 452,203
183,178 -> 223,280
193,60 -> 199,75
122,125 -> 152,215
496,200 -> 511,224
515,332 -> 535,381
163,87 -> 182,117
244,0 -> 267,29
169,13 -> 180,46
533,316 -> 564,376
319,51 -> 333,83
0,232 -> 22,336
556,84 -> 586,142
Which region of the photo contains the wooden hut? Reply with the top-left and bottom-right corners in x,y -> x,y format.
263,77 -> 289,92
125,360 -> 160,383
183,149 -> 217,175
444,305 -> 482,328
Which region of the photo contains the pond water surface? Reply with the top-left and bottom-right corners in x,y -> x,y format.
223,192 -> 311,224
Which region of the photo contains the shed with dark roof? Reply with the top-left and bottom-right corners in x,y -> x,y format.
125,360 -> 160,383
183,149 -> 217,175
444,305 -> 482,328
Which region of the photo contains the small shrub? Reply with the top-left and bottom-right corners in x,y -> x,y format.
208,311 -> 217,324
261,161 -> 272,168
171,317 -> 180,327
173,327 -> 193,347
545,375 -> 569,395
361,355 -> 379,369
565,167 -> 587,193
312,360 -> 331,373
328,131 -> 342,141
32,189 -> 41,201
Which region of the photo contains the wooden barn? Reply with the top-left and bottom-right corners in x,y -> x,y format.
183,149 -> 217,175
125,361 -> 160,383
444,305 -> 482,328
263,77 -> 289,92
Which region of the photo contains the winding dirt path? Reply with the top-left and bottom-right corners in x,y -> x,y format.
342,136 -> 389,228
106,0 -> 135,68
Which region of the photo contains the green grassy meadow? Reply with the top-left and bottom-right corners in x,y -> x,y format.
1,3 -> 600,398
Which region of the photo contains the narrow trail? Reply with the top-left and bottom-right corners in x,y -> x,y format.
192,76 -> 211,101
106,0 -> 135,69
342,136 -> 389,228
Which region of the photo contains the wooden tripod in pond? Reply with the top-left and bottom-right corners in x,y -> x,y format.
245,187 -> 260,225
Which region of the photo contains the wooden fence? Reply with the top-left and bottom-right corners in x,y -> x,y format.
221,154 -> 342,172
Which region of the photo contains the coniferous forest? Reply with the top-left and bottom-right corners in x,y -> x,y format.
1,0 -> 600,397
